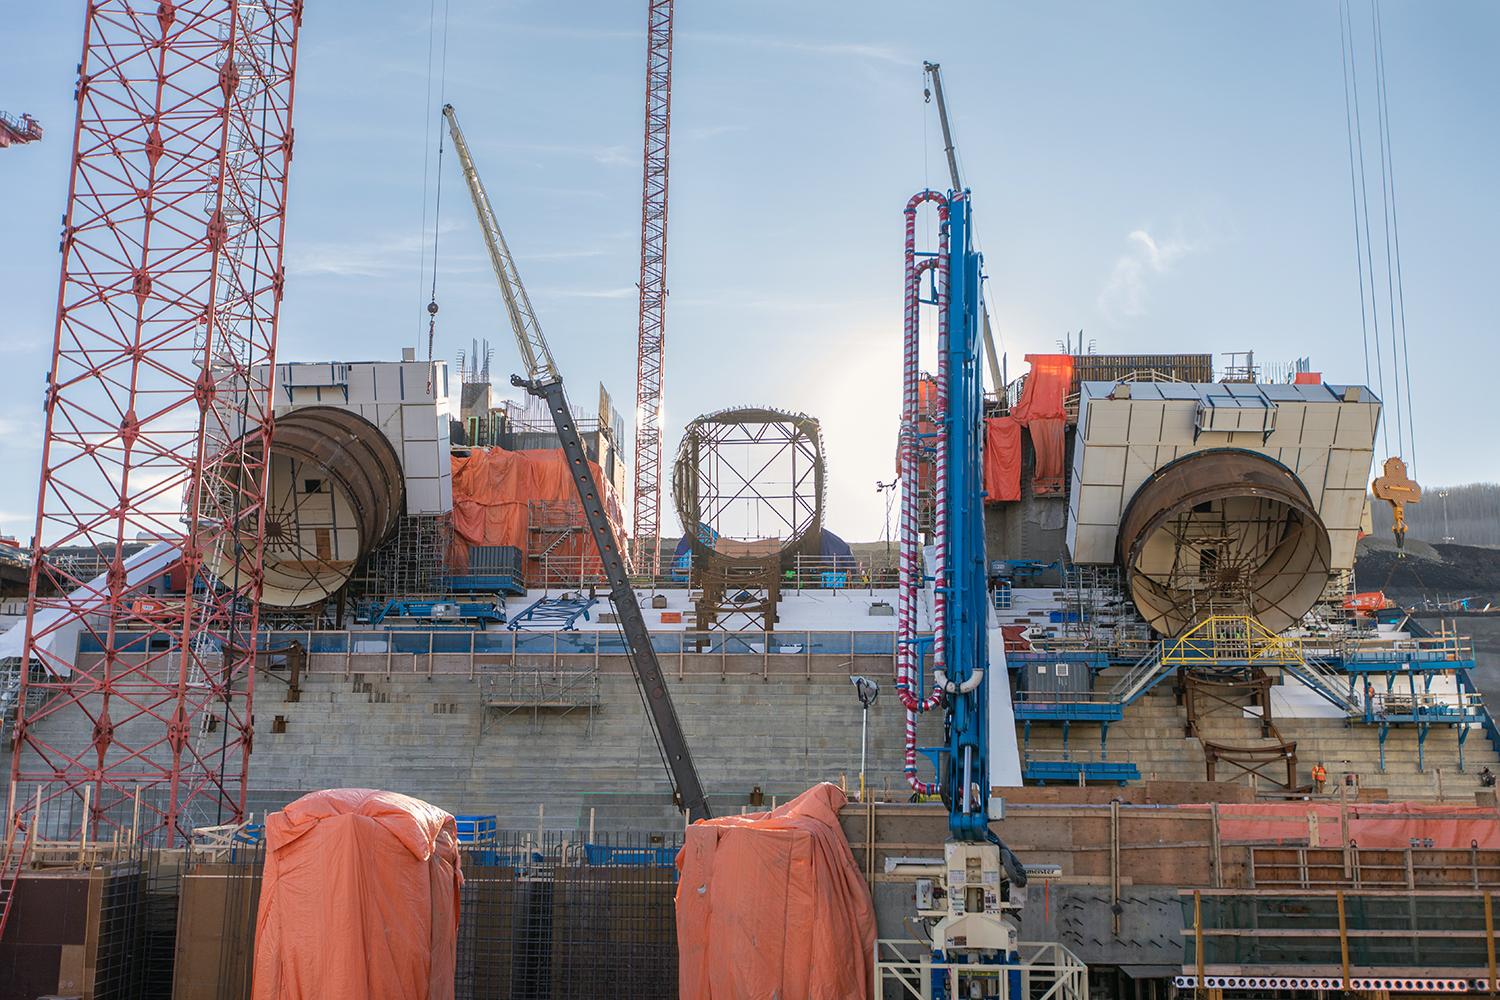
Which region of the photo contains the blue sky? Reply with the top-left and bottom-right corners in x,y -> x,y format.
1,1 -> 1495,543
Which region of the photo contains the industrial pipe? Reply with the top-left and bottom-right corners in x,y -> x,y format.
897,190 -> 950,793
1117,448 -> 1332,636
203,406 -> 405,607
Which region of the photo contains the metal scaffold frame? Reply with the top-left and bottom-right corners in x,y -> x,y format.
11,0 -> 303,845
631,0 -> 675,578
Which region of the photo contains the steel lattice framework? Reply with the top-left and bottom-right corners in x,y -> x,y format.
631,0 -> 675,577
10,0 -> 302,844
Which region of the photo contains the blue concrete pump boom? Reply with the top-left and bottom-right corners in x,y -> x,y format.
937,193 -> 993,842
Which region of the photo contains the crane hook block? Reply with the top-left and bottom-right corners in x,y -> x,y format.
1372,456 -> 1421,556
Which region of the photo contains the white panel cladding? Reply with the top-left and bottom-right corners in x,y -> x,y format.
402,438 -> 441,480
1335,401 -> 1380,447
1077,484 -> 1123,525
345,363 -> 378,403
1071,524 -> 1117,564
373,362 -> 403,401
1322,488 -> 1367,529
1065,380 -> 1381,569
1265,402 -> 1306,447
405,476 -> 441,515
253,359 -> 458,518
1122,444 -> 1158,499
1085,400 -> 1131,445
1080,445 -> 1127,486
1159,401 -> 1197,445
1300,404 -> 1339,446
401,403 -> 439,443
1329,529 -> 1358,568
1126,400 -> 1166,440
374,404 -> 402,444
1294,450 -> 1329,509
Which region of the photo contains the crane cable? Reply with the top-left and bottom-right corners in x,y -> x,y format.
419,0 -> 451,393
1373,0 -> 1417,475
1340,0 -> 1391,457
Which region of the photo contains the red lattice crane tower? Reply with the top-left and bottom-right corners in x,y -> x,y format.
631,0 -> 675,577
9,1 -> 302,845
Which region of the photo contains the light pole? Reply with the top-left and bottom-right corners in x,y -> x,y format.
851,675 -> 880,802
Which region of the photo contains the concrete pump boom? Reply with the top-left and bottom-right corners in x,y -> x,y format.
441,103 -> 711,822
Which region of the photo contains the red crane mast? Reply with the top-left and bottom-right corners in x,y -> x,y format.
631,0 -> 675,577
9,1 -> 303,847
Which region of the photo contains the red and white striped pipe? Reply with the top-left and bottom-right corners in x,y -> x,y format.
897,190 -> 950,794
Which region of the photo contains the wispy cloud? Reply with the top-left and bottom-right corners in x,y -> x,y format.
482,140 -> 632,167
682,31 -> 912,67
533,286 -> 637,300
0,335 -> 43,355
525,248 -> 610,262
1097,228 -> 1196,322
681,124 -> 749,142
286,221 -> 482,279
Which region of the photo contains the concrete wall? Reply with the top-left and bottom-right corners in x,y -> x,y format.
241,653 -> 936,830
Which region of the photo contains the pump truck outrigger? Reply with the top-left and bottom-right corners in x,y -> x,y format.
442,104 -> 710,822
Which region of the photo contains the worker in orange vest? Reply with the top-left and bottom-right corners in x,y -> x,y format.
1311,762 -> 1328,793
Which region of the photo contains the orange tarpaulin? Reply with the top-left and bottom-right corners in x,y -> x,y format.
1202,801 -> 1500,850
1009,354 -> 1073,423
983,416 -> 1022,503
1010,355 -> 1074,497
252,789 -> 463,1000
448,448 -> 624,571
676,783 -> 876,1000
1027,418 -> 1067,496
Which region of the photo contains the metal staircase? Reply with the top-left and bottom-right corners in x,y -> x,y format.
1107,644 -> 1171,707
507,594 -> 599,631
1286,652 -> 1363,715
1162,616 -> 1361,716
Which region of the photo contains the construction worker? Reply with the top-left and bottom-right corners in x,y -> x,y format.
1311,761 -> 1328,793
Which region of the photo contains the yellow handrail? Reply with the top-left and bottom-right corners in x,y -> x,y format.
1161,615 -> 1304,666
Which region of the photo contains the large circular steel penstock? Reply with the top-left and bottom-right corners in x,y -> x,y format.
1117,448 -> 1331,636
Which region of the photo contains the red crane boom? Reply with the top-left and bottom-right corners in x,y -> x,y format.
631,0 -> 675,577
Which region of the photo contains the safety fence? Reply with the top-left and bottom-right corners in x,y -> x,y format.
1183,887 -> 1500,983
169,828 -> 683,1000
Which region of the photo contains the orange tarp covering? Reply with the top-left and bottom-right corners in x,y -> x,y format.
1009,353 -> 1073,423
1027,418 -> 1067,496
448,448 -> 623,571
1202,801 -> 1500,850
1010,354 -> 1074,497
675,783 -> 876,1000
983,416 -> 1022,503
252,789 -> 463,1000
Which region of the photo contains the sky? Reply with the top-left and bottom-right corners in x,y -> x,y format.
0,1 -> 1496,544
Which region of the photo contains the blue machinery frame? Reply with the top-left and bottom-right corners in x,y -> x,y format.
933,192 -> 994,842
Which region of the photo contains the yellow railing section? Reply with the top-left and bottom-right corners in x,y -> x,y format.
1161,615 -> 1305,666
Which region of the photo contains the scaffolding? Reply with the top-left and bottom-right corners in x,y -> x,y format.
349,514 -> 453,603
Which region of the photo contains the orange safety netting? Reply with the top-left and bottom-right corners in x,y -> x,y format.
1203,801 -> 1500,850
983,416 -> 1022,503
1009,354 -> 1074,497
676,783 -> 876,1000
448,448 -> 624,572
252,788 -> 463,1000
